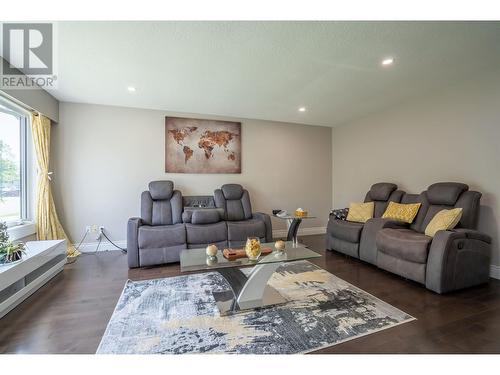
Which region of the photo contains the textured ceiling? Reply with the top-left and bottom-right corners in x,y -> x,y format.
46,21 -> 500,126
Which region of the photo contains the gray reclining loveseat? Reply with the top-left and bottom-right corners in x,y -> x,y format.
127,181 -> 272,268
327,182 -> 491,293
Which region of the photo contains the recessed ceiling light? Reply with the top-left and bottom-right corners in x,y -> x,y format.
127,86 -> 136,92
381,57 -> 395,66
298,107 -> 306,112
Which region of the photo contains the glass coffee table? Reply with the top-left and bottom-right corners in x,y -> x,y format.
180,241 -> 321,316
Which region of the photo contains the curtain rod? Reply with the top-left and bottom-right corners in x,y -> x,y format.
0,91 -> 39,116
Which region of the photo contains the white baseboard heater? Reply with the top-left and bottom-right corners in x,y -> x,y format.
0,240 -> 66,319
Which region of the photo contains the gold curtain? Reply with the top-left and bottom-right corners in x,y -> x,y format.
31,114 -> 80,258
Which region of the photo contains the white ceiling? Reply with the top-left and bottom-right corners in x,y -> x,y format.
47,21 -> 500,126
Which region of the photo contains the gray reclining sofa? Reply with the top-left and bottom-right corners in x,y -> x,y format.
127,181 -> 272,268
327,182 -> 491,293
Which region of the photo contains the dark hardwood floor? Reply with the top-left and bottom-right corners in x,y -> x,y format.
1,234 -> 499,354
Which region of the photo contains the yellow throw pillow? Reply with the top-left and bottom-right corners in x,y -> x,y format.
425,208 -> 463,237
382,202 -> 422,224
346,202 -> 374,223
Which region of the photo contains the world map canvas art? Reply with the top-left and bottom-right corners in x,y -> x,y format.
165,117 -> 241,173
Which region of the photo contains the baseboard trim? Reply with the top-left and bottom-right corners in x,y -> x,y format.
272,226 -> 326,239
76,240 -> 126,253
490,265 -> 500,280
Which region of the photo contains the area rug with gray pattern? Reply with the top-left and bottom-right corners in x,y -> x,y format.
97,261 -> 415,354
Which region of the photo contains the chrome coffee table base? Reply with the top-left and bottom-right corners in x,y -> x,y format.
212,286 -> 288,316
214,262 -> 288,316
286,218 -> 302,246
180,241 -> 321,316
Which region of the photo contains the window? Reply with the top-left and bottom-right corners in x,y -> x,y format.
0,99 -> 31,226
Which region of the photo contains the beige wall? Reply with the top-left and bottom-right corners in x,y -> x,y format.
51,102 -> 332,245
333,69 -> 500,266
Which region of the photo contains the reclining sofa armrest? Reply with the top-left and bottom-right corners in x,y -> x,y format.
359,218 -> 409,264
426,229 -> 491,294
451,228 -> 492,243
252,212 -> 273,242
127,217 -> 142,268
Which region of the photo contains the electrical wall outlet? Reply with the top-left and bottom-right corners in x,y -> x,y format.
85,224 -> 103,240
95,226 -> 105,241
86,224 -> 99,233
84,225 -> 105,240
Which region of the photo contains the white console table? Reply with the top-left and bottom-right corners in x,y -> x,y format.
0,240 -> 66,319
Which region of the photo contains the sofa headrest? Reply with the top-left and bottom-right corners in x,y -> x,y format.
368,183 -> 397,201
149,180 -> 174,200
221,184 -> 244,200
427,182 -> 468,205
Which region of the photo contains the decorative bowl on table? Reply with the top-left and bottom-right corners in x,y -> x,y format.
0,252 -> 24,266
245,237 -> 261,260
295,208 -> 308,218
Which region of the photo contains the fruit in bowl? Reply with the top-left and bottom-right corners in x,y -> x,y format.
295,208 -> 308,218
